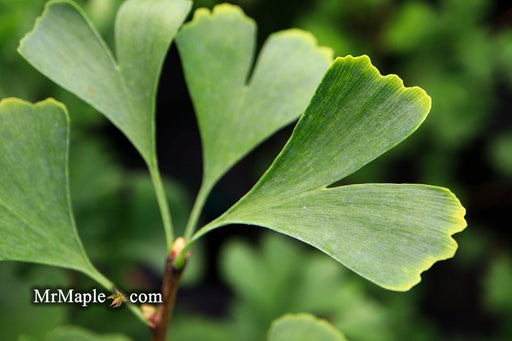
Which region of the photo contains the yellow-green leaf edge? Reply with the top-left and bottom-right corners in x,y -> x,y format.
193,55 -> 467,291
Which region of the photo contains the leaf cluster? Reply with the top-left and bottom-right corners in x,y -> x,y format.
0,0 -> 468,339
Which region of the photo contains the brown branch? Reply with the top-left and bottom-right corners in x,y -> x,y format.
150,238 -> 187,341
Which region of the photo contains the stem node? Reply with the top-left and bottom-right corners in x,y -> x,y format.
150,238 -> 189,341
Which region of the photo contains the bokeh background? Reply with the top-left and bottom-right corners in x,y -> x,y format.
0,0 -> 511,340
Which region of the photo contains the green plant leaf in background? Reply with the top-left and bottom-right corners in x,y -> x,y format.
484,253 -> 512,338
0,98 -> 111,287
169,318 -> 235,341
484,254 -> 512,314
18,0 -> 192,248
488,132 -> 512,177
0,263 -> 67,340
267,314 -> 347,341
176,4 -> 333,238
22,326 -> 132,341
220,233 -> 391,341
195,56 -> 467,291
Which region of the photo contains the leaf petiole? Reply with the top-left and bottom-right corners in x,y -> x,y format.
149,162 -> 174,251
85,262 -> 149,325
183,180 -> 214,242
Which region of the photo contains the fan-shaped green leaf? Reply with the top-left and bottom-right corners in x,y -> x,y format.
0,98 -> 109,287
268,314 -> 346,341
176,4 -> 333,192
18,0 -> 191,165
195,56 -> 467,291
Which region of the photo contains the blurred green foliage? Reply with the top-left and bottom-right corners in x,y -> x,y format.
0,0 -> 511,340
484,253 -> 512,339
170,232 -> 442,341
21,326 -> 132,341
291,0 -> 512,192
0,263 -> 67,340
267,313 -> 348,341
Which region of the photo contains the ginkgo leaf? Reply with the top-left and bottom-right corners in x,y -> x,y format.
18,0 -> 191,166
0,98 -> 111,288
176,4 -> 333,199
267,314 -> 347,341
19,0 -> 192,247
194,56 -> 467,291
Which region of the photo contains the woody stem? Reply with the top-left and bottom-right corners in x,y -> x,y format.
150,242 -> 187,341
